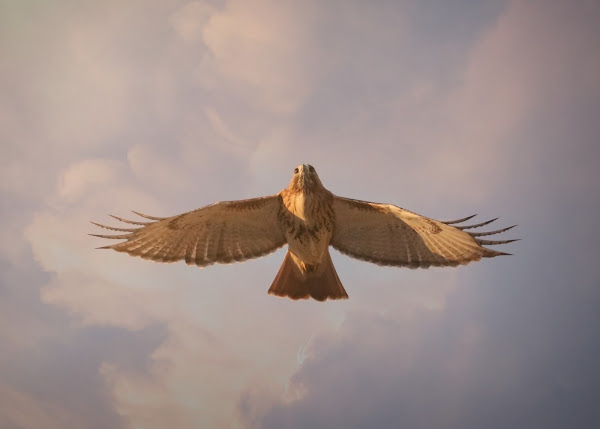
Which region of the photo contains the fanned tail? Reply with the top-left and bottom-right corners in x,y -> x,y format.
268,249 -> 348,301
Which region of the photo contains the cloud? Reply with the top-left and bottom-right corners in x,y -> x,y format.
430,0 -> 600,197
196,0 -> 322,115
202,106 -> 253,155
3,0 -> 600,428
58,159 -> 121,202
170,1 -> 216,43
0,383 -> 86,429
243,256 -> 600,429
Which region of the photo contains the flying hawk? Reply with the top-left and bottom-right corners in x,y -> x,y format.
91,164 -> 517,301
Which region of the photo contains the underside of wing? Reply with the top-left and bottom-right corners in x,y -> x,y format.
331,196 -> 518,268
90,195 -> 287,267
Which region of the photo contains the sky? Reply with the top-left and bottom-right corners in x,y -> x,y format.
1,0 -> 599,428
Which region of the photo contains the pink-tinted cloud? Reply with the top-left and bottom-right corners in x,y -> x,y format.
2,0 -> 599,428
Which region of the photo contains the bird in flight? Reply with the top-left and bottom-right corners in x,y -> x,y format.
91,164 -> 517,301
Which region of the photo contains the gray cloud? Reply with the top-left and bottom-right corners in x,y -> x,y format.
2,0 -> 599,428
0,260 -> 129,429
254,275 -> 600,429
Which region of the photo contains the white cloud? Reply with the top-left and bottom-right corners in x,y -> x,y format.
127,144 -> 194,193
202,106 -> 253,155
58,159 -> 120,202
198,0 -> 320,115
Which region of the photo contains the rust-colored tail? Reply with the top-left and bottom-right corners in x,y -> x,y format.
268,249 -> 348,301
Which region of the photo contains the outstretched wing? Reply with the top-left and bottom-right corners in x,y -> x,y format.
331,196 -> 517,268
90,195 -> 287,267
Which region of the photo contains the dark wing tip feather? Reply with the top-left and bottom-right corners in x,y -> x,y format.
90,221 -> 138,232
484,249 -> 513,256
109,214 -> 151,225
468,225 -> 517,237
95,244 -> 116,250
88,233 -> 133,240
442,214 -> 477,225
131,210 -> 166,221
442,214 -> 519,256
475,238 -> 520,246
456,218 -> 498,230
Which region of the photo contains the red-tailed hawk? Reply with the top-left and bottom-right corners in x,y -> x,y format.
91,164 -> 517,301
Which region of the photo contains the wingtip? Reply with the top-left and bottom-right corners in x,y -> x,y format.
90,220 -> 110,229
468,224 -> 518,237
109,214 -> 150,225
443,214 -> 477,225
131,210 -> 166,220
476,238 -> 520,245
88,232 -> 132,239
482,248 -> 513,257
457,217 -> 499,230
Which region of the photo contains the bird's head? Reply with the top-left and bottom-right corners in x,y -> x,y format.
288,164 -> 323,193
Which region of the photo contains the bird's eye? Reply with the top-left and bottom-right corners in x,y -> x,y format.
308,165 -> 315,173
294,167 -> 299,174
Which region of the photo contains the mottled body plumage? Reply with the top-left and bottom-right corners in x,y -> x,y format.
278,166 -> 334,268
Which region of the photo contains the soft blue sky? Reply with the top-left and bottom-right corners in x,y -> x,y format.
1,0 -> 599,428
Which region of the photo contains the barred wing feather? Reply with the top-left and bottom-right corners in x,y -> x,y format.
331,197 -> 516,268
90,196 -> 287,267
